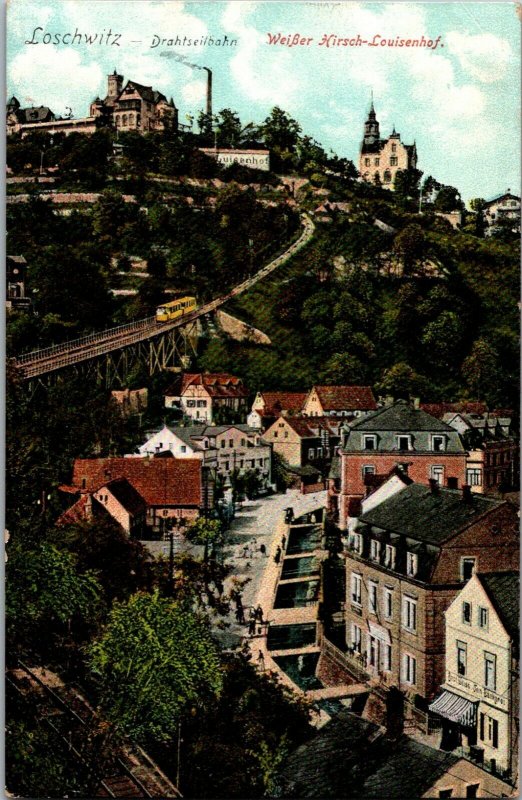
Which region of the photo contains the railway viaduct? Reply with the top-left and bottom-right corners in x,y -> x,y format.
11,215 -> 314,392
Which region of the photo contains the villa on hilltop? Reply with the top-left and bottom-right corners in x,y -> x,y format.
359,100 -> 417,188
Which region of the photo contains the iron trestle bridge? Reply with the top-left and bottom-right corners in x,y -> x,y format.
12,214 -> 314,387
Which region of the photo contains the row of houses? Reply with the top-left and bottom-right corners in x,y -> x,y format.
314,399 -> 519,789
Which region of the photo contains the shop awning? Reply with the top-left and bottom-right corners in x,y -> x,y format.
429,690 -> 477,727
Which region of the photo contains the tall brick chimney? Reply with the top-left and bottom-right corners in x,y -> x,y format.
204,67 -> 212,118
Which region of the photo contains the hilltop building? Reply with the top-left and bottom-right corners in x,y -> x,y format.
359,100 -> 417,188
6,70 -> 178,137
164,372 -> 249,425
90,71 -> 178,132
482,192 -> 520,237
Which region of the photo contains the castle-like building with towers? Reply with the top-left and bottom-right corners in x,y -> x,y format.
7,70 -> 178,137
358,99 -> 417,188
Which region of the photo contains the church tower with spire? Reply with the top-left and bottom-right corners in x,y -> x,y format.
359,97 -> 418,190
363,97 -> 380,146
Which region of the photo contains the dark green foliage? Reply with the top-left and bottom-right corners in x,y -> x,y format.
179,652 -> 312,798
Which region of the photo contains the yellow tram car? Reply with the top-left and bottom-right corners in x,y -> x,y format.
156,296 -> 197,323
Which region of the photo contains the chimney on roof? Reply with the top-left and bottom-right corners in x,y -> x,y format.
462,484 -> 472,503
428,478 -> 439,495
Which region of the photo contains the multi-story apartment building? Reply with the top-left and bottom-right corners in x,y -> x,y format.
333,400 -> 468,529
263,416 -> 341,470
136,423 -> 272,490
441,411 -> 518,493
430,571 -> 519,781
344,480 -> 518,705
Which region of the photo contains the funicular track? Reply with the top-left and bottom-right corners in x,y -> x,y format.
7,661 -> 181,798
12,214 -> 314,381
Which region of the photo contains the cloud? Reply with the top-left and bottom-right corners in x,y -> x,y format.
446,30 -> 512,83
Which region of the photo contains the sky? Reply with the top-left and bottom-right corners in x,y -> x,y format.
6,0 -> 521,202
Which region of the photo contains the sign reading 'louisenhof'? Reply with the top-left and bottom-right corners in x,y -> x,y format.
199,148 -> 270,171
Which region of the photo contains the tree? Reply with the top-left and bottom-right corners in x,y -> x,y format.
393,168 -> 423,205
271,451 -> 293,492
186,517 -> 224,562
320,353 -> 365,385
393,224 -> 426,274
462,338 -> 500,401
6,541 -> 103,658
377,362 -> 426,398
89,591 -> 223,744
434,185 -> 463,212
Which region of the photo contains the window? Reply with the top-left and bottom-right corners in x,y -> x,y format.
317,447 -> 323,457
397,435 -> 411,451
370,539 -> 381,562
220,440 -> 226,449
349,533 -> 363,554
384,643 -> 392,671
391,143 -> 397,153
365,157 -> 370,166
478,607 -> 488,630
406,552 -> 418,577
431,465 -> 444,485
363,435 -> 377,450
197,400 -> 206,408
384,588 -> 393,619
369,581 -> 378,614
466,468 -> 482,486
462,601 -> 472,624
229,439 -> 233,448
461,558 -> 476,582
362,465 -> 376,478
439,791 -> 453,799
351,623 -> 362,653
480,713 -> 498,748
383,170 -> 392,184
308,448 -> 315,459
390,156 -> 398,166
432,435 -> 445,452
466,785 -> 479,798
180,445 -> 187,453
402,596 -> 417,632
273,431 -> 278,438
374,158 -> 380,166
403,653 -> 416,685
384,544 -> 395,569
457,641 -> 467,676
484,652 -> 496,690
351,573 -> 362,605
186,400 -> 196,408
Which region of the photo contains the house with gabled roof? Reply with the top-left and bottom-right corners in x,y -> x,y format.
248,391 -> 307,429
57,477 -> 147,538
263,415 -> 342,472
430,571 -> 519,780
164,372 -> 249,424
135,423 -> 272,490
302,385 -> 377,418
70,457 -> 206,534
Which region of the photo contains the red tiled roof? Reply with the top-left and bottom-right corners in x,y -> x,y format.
104,478 -> 147,516
166,372 -> 248,399
260,392 -> 307,416
312,385 -> 377,411
72,458 -> 202,507
420,402 -> 488,419
56,495 -> 91,526
281,416 -> 343,438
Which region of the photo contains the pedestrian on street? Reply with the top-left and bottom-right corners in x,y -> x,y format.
259,543 -> 267,556
235,593 -> 243,610
248,610 -> 256,636
255,604 -> 263,623
242,545 -> 249,558
236,606 -> 245,624
281,534 -> 286,549
274,546 -> 281,565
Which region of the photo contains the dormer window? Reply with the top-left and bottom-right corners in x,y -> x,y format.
370,539 -> 381,562
363,435 -> 377,451
349,532 -> 363,554
406,552 -> 418,577
384,544 -> 395,569
396,435 -> 411,451
432,435 -> 445,452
